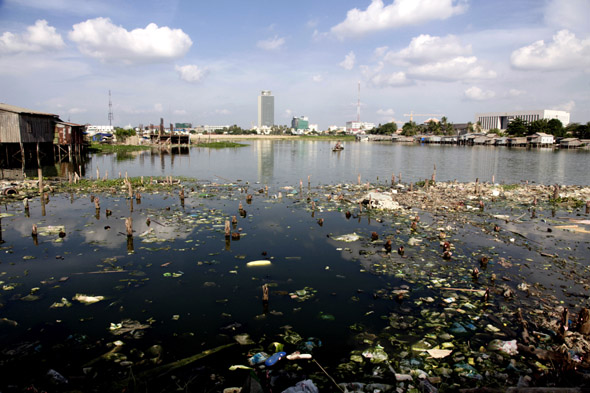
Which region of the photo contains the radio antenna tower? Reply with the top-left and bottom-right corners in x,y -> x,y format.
356,81 -> 360,122
108,90 -> 114,126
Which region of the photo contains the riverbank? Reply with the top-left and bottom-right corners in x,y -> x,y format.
0,177 -> 589,392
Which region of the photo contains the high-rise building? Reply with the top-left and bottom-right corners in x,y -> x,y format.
258,90 -> 274,128
291,116 -> 309,131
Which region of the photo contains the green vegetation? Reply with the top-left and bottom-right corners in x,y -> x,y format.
501,184 -> 520,191
114,127 -> 136,141
369,122 -> 398,135
193,141 -> 248,148
88,143 -> 151,153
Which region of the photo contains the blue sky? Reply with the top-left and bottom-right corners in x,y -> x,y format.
1,0 -> 589,129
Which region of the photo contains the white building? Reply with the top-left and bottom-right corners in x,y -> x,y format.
328,125 -> 346,133
345,121 -> 375,134
86,125 -> 115,135
475,110 -> 570,131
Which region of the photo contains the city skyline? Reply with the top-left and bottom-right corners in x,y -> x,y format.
0,0 -> 589,129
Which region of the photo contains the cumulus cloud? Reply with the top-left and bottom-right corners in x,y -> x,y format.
385,34 -> 471,64
173,109 -> 187,115
68,17 -> 192,64
175,64 -> 208,83
257,35 -> 285,50
339,51 -> 356,70
215,109 -> 231,115
464,86 -> 495,101
331,0 -> 467,39
510,30 -> 590,71
0,20 -> 65,53
361,62 -> 412,87
312,74 -> 323,82
408,56 -> 496,81
154,103 -> 163,112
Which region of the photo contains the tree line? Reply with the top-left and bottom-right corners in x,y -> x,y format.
370,117 -> 590,139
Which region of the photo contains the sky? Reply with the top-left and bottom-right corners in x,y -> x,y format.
1,0 -> 589,129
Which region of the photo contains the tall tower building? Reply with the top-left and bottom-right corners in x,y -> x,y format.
258,90 -> 274,128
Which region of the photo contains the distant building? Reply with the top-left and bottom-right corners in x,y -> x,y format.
86,125 -> 114,135
258,90 -> 274,128
291,116 -> 309,132
197,125 -> 230,133
345,121 -> 375,134
328,125 -> 346,133
475,110 -> 570,131
175,123 -> 192,129
309,124 -> 319,132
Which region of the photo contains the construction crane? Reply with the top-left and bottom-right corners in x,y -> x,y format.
403,111 -> 443,122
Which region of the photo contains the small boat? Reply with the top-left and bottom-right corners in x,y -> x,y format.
332,143 -> 344,151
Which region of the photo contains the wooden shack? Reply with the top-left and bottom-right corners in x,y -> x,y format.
0,103 -> 61,166
54,121 -> 85,160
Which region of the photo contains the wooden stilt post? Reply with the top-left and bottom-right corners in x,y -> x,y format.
32,224 -> 38,246
38,168 -> 43,194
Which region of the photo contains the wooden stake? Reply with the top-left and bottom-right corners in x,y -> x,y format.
136,192 -> 141,203
358,174 -> 361,185
38,168 -> 43,194
96,167 -> 100,180
125,217 -> 133,237
94,196 -> 100,210
225,220 -> 231,238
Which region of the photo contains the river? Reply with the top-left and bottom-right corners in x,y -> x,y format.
85,141 -> 589,186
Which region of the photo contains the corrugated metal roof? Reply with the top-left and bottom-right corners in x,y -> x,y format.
0,103 -> 59,117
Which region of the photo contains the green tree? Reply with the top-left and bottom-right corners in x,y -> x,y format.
370,122 -> 398,135
528,119 -> 549,136
572,122 -> 590,139
488,128 -> 502,135
547,118 -> 564,137
506,117 -> 528,137
114,127 -> 136,141
426,120 -> 442,135
401,121 -> 418,136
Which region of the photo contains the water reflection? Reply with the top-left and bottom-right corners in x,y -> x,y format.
2,141 -> 588,185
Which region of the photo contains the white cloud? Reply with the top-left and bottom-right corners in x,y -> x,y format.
175,64 -> 208,83
339,51 -> 356,70
154,103 -> 163,112
555,100 -> 575,112
307,19 -> 319,28
173,109 -> 187,115
464,86 -> 495,101
377,108 -> 395,116
215,109 -> 231,115
508,89 -> 526,97
386,34 -> 471,64
361,62 -> 412,87
408,56 -> 496,81
312,74 -> 323,82
331,0 -> 467,39
257,35 -> 285,51
68,17 -> 192,64
544,0 -> 590,34
510,30 -> 590,71
0,20 -> 65,53
284,109 -> 293,118
68,107 -> 87,114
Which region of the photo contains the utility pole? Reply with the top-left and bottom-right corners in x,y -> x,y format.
357,81 -> 360,123
108,90 -> 114,126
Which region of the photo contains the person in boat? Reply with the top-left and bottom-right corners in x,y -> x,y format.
334,141 -> 342,150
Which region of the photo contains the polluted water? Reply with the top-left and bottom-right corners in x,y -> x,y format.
0,176 -> 589,392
